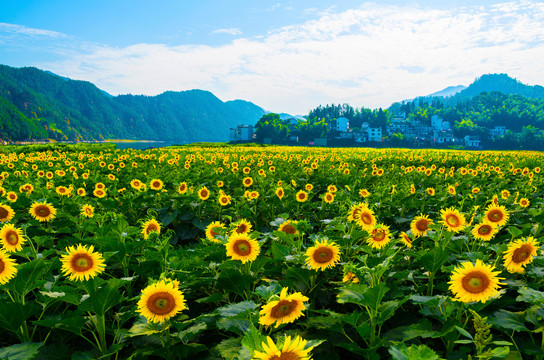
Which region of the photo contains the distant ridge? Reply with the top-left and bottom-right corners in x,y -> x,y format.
426,85 -> 466,98
0,65 -> 266,142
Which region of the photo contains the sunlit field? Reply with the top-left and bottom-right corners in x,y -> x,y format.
0,144 -> 542,360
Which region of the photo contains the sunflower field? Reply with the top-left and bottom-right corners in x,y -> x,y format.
0,143 -> 543,360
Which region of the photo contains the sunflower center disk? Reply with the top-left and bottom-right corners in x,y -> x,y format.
148,292 -> 176,315
234,240 -> 251,256
0,208 -> 8,219
488,210 -> 502,222
0,259 -> 5,273
461,271 -> 490,294
446,215 -> 460,227
512,245 -> 532,263
416,220 -> 429,232
71,254 -> 93,272
282,225 -> 296,234
479,225 -> 491,235
373,230 -> 386,241
7,231 -> 19,245
270,352 -> 300,360
37,206 -> 50,216
314,248 -> 333,263
361,213 -> 373,224
236,225 -> 247,233
271,300 -> 296,318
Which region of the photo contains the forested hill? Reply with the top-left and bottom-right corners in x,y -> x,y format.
0,65 -> 266,142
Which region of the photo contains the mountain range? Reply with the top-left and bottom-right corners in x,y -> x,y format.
1,64 -> 543,143
0,65 -> 266,143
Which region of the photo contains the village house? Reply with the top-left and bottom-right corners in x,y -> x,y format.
464,135 -> 481,148
489,126 -> 507,139
229,125 -> 254,142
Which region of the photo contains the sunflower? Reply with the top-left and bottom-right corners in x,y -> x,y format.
259,287 -> 308,328
29,201 -> 57,222
483,204 -> 509,227
399,231 -> 413,248
278,220 -> 298,235
448,259 -> 504,303
518,198 -> 530,208
205,221 -> 226,242
218,194 -> 232,206
0,203 -> 15,222
275,187 -> 285,200
439,207 -> 466,233
471,222 -> 498,241
95,182 -> 106,190
0,224 -> 26,252
253,335 -> 314,360
426,187 -> 435,196
177,182 -> 188,194
225,233 -> 260,263
503,237 -> 539,273
367,224 -> 392,249
447,185 -> 456,195
342,271 -> 360,283
142,219 -> 161,239
136,280 -> 187,323
93,188 -> 107,198
80,204 -> 95,218
359,189 -> 370,198
56,186 -> 70,196
501,190 -> 510,199
323,192 -> 335,204
243,177 -> 253,187
130,179 -> 142,190
410,214 -> 433,237
356,206 -> 377,232
60,244 -> 106,281
327,184 -> 338,193
305,184 -> 313,191
198,187 -> 210,201
231,219 -> 252,235
295,190 -> 308,203
0,250 -> 18,284
305,239 -> 341,271
150,179 -> 163,191
77,188 -> 86,197
6,191 -> 17,203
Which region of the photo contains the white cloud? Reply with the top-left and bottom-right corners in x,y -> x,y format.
7,1 -> 544,114
0,22 -> 65,38
212,28 -> 242,35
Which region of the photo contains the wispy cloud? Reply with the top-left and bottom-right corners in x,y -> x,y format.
212,28 -> 242,35
3,1 -> 544,114
0,22 -> 66,38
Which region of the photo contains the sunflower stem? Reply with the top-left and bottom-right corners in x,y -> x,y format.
96,313 -> 108,354
427,271 -> 435,296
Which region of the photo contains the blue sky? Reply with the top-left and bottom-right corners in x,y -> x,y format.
1,0 -> 543,114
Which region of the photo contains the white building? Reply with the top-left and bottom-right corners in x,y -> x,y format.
229,125 -> 254,142
489,126 -> 507,139
367,127 -> 382,142
464,135 -> 481,148
336,117 -> 349,132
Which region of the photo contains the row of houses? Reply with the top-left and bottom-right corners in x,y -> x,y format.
229,117 -> 509,148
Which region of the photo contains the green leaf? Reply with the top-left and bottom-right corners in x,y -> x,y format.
32,311 -> 88,336
403,319 -> 441,341
240,324 -> 266,354
337,283 -> 388,310
216,301 -> 258,318
79,278 -> 125,316
0,302 -> 39,333
8,259 -> 48,297
178,322 -> 207,343
216,338 -> 242,360
255,283 -> 282,300
216,269 -> 254,297
129,317 -> 169,337
489,310 -> 528,332
455,325 -> 474,340
516,287 -> 544,303
0,342 -> 42,360
389,343 -> 444,360
420,247 -> 449,273
489,346 -> 510,359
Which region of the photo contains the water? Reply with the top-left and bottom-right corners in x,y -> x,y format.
110,140 -> 188,150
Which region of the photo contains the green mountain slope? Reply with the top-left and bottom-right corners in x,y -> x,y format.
0,65 -> 266,142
